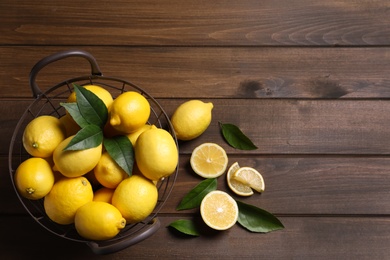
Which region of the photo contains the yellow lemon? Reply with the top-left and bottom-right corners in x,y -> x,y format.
94,151 -> 128,189
93,187 -> 115,203
14,157 -> 55,200
200,190 -> 238,230
59,114 -> 81,137
233,167 -> 265,193
67,84 -> 114,110
22,115 -> 66,158
75,201 -> 126,240
190,143 -> 228,178
44,176 -> 93,225
226,162 -> 253,197
171,100 -> 213,141
52,135 -> 102,178
109,91 -> 150,134
127,124 -> 157,146
135,128 -> 178,181
112,175 -> 158,224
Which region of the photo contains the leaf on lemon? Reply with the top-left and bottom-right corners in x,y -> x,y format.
176,178 -> 217,210
103,136 -> 134,176
60,102 -> 89,128
219,122 -> 258,150
236,200 -> 284,233
167,219 -> 200,236
63,124 -> 103,151
74,84 -> 108,128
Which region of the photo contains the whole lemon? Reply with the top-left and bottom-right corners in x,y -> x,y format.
94,151 -> 128,189
75,201 -> 126,240
52,135 -> 102,178
44,176 -> 93,225
127,124 -> 157,146
112,175 -> 158,224
171,100 -> 213,141
22,115 -> 66,158
67,84 -> 114,110
109,91 -> 150,134
14,157 -> 55,200
59,114 -> 81,137
93,187 -> 115,203
135,128 -> 178,181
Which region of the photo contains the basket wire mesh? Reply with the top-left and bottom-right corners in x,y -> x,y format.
8,50 -> 179,254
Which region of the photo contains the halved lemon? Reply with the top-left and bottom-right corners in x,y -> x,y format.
200,190 -> 238,230
233,167 -> 265,193
190,143 -> 228,178
226,162 -> 253,196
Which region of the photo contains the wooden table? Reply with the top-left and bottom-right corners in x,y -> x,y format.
1,1 -> 390,259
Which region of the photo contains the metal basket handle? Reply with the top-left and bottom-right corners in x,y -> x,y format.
86,218 -> 161,255
29,49 -> 102,98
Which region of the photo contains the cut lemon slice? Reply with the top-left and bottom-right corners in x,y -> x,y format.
190,143 -> 228,178
226,162 -> 253,196
200,190 -> 238,230
233,167 -> 265,193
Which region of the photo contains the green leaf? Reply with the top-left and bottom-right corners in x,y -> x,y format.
103,136 -> 134,176
167,219 -> 200,236
74,84 -> 108,127
60,102 -> 89,128
236,200 -> 284,233
63,124 -> 103,151
219,122 -> 258,150
176,178 -> 217,210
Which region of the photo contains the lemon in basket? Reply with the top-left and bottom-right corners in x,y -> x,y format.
67,84 -> 114,110
22,115 -> 66,158
135,128 -> 178,181
44,176 -> 93,225
52,135 -> 102,178
59,114 -> 81,137
93,187 -> 115,203
94,151 -> 128,189
127,124 -> 157,146
14,157 -> 55,200
171,100 -> 213,141
112,175 -> 158,224
75,201 -> 126,240
109,91 -> 150,134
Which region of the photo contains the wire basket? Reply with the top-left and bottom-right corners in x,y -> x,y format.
8,50 -> 179,255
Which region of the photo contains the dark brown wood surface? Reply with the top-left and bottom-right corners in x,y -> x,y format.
1,0 -> 390,259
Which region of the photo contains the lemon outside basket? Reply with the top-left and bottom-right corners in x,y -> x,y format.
8,50 -> 179,255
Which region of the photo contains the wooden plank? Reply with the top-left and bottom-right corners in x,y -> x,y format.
1,46 -> 390,99
3,155 -> 390,215
1,0 -> 389,46
3,99 -> 390,155
0,215 -> 389,259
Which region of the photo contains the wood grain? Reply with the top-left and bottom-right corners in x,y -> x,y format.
2,99 -> 390,156
1,0 -> 389,46
1,47 -> 390,99
1,215 -> 389,259
1,0 -> 390,258
3,155 -> 390,215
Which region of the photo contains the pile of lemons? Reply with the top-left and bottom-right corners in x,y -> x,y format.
14,85 -> 179,241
